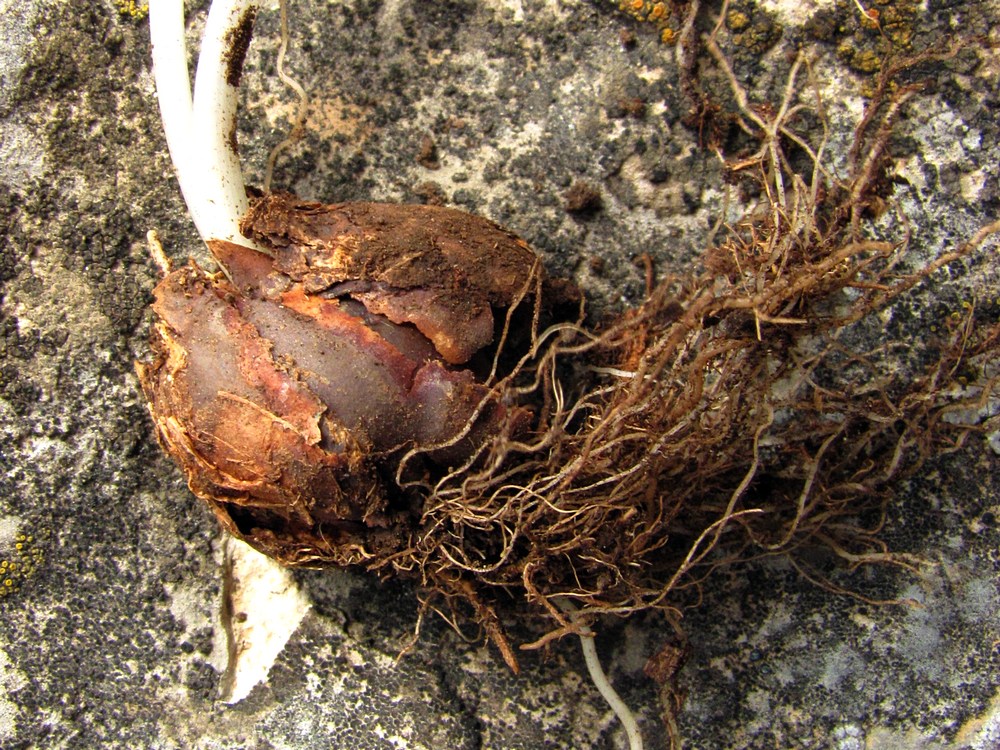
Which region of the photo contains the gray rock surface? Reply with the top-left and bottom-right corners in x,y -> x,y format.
1,0 -> 998,748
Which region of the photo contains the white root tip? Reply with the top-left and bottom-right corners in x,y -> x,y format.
556,598 -> 646,750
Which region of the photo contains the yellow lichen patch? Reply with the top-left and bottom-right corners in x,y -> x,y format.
0,528 -> 47,600
114,0 -> 149,20
858,6 -> 881,31
648,2 -> 669,21
841,45 -> 884,73
726,10 -> 751,32
723,4 -> 784,56
615,0 -> 678,44
875,2 -> 919,48
835,0 -> 922,82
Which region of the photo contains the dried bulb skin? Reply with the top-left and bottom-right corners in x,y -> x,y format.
240,193 -> 540,364
137,194 -> 542,566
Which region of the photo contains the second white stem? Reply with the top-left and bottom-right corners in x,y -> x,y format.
150,0 -> 264,252
191,0 -> 261,247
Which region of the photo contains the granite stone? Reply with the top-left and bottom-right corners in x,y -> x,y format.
1,1 -> 998,748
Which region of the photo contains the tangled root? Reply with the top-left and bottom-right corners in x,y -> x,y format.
372,37 -> 1000,669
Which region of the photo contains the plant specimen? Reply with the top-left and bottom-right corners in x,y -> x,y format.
136,1 -> 999,746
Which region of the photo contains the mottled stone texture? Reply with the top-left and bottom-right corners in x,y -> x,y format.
1,1 -> 998,749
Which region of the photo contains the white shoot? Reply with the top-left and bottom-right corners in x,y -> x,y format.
149,0 -> 265,254
148,0 -> 193,168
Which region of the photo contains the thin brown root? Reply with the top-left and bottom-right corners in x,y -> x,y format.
263,0 -> 309,193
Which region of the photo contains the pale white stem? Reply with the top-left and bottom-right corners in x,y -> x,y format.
149,0 -> 265,254
149,0 -> 195,207
192,0 -> 262,246
556,598 -> 645,750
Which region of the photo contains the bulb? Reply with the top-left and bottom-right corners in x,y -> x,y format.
137,192 -> 542,566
